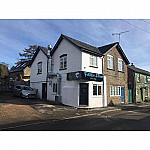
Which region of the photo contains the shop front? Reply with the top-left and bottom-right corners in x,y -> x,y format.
67,71 -> 105,108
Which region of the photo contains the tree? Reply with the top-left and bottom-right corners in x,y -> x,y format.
16,45 -> 37,64
0,62 -> 9,78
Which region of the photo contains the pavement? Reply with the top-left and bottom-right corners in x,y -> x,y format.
1,92 -> 150,130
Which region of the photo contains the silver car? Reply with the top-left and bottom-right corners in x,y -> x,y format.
14,85 -> 36,99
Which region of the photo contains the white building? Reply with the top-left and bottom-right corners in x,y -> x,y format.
30,34 -> 107,108
30,46 -> 48,99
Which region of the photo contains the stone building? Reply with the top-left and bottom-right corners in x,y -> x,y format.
128,64 -> 150,103
98,42 -> 130,105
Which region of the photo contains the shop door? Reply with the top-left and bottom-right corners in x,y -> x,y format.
42,83 -> 47,100
79,83 -> 88,106
121,87 -> 125,103
140,88 -> 143,101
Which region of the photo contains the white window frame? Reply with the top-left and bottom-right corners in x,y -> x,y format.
90,55 -> 98,67
37,62 -> 42,74
136,88 -> 139,95
145,88 -> 148,97
137,73 -> 140,82
144,75 -> 147,83
93,84 -> 102,96
53,83 -> 57,93
110,85 -> 121,97
107,54 -> 114,69
60,55 -> 67,70
118,58 -> 123,72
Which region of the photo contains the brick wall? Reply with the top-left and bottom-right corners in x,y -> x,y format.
103,47 -> 128,105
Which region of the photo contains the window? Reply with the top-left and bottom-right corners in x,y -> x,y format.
37,62 -> 42,74
53,83 -> 57,93
110,85 -> 121,96
107,55 -> 114,70
90,55 -> 97,67
136,88 -> 139,95
145,88 -> 148,97
137,73 -> 140,82
118,58 -> 124,72
60,54 -> 67,70
93,84 -> 102,96
144,75 -> 147,83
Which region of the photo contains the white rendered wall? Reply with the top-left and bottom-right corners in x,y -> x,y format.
30,50 -> 47,99
82,51 -> 103,74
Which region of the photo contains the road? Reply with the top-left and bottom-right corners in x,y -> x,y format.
1,104 -> 150,131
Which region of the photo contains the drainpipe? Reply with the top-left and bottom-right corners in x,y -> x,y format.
102,56 -> 105,107
47,45 -> 62,102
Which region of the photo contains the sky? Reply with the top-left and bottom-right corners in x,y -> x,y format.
0,19 -> 150,71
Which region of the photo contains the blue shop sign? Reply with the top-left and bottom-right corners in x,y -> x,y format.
67,71 -> 103,82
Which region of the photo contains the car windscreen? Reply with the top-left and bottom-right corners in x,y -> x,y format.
22,87 -> 33,91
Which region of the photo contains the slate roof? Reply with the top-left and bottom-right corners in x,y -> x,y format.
98,42 -> 118,54
51,34 -> 102,56
98,42 -> 130,64
10,60 -> 31,73
128,65 -> 150,76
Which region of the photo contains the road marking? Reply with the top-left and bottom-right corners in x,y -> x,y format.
63,109 -> 121,120
0,121 -> 47,130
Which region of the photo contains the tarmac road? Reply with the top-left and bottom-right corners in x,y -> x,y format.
2,104 -> 150,131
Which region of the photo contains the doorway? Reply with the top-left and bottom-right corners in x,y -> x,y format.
79,83 -> 88,106
42,83 -> 47,100
121,87 -> 125,103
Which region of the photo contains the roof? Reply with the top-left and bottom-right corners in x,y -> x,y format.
128,65 -> 150,76
30,46 -> 48,66
10,60 -> 31,73
98,42 -> 130,64
51,34 -> 102,56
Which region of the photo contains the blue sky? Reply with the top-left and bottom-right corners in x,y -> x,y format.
0,19 -> 150,70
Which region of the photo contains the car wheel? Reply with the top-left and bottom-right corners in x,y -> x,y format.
20,93 -> 23,99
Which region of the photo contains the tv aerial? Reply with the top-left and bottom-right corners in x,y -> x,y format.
112,31 -> 129,43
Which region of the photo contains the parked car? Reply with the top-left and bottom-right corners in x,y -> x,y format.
14,85 -> 36,99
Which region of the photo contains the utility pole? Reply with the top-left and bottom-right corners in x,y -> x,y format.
112,31 -> 129,43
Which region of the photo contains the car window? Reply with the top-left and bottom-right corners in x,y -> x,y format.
16,86 -> 21,89
22,87 -> 33,91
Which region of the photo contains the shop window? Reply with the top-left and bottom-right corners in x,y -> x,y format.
37,62 -> 42,74
53,83 -> 57,93
90,55 -> 97,67
118,58 -> 124,72
137,73 -> 140,82
60,54 -> 67,70
93,84 -> 102,96
136,88 -> 139,95
110,85 -> 121,96
107,55 -> 114,70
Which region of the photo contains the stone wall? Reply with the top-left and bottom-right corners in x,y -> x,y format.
103,47 -> 128,105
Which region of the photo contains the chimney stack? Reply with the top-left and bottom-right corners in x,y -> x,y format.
131,63 -> 135,67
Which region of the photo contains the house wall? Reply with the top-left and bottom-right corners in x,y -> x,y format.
23,67 -> 31,81
30,50 -> 47,99
47,39 -> 105,108
103,47 -> 128,105
135,73 -> 150,102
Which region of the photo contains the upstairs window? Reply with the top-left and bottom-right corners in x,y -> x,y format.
137,73 -> 140,82
144,75 -> 147,83
118,58 -> 124,72
37,62 -> 42,74
90,55 -> 98,67
60,54 -> 67,70
107,55 -> 114,70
